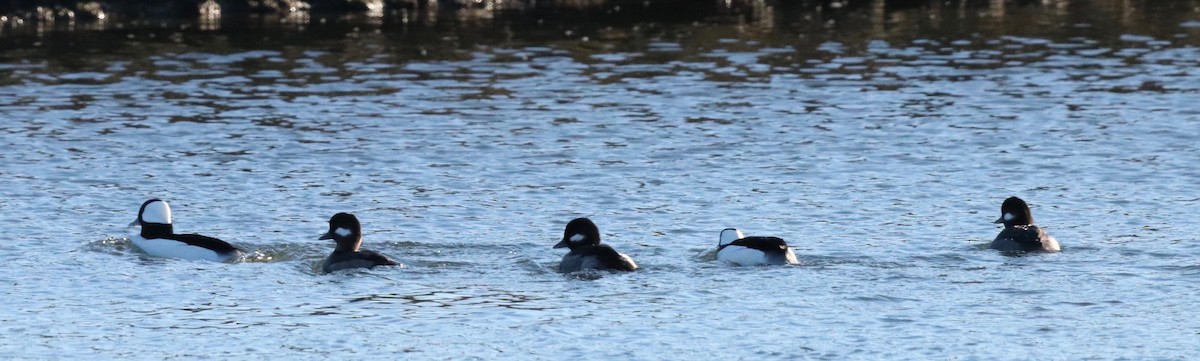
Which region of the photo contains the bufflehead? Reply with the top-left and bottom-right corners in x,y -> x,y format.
319,213 -> 398,273
553,218 -> 637,273
716,228 -> 799,266
129,199 -> 242,262
991,196 -> 1061,252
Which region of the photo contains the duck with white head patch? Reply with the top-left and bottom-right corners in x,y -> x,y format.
716,228 -> 799,266
129,199 -> 242,262
991,196 -> 1061,252
319,213 -> 399,273
553,218 -> 637,273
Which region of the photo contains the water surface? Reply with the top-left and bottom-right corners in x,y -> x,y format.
1,1 -> 1199,359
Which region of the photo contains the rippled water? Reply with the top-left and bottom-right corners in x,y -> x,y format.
2,1 -> 1200,359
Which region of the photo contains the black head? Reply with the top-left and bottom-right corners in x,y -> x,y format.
995,196 -> 1034,227
554,217 -> 602,250
133,198 -> 173,238
320,212 -> 362,252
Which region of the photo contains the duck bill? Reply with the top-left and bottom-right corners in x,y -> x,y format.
319,231 -> 334,240
553,239 -> 569,249
128,219 -> 139,227
993,217 -> 1004,224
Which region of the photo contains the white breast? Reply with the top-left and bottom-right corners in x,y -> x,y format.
717,245 -> 799,266
717,245 -> 770,266
131,234 -> 233,262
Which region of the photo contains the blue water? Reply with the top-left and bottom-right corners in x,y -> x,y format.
2,2 -> 1199,359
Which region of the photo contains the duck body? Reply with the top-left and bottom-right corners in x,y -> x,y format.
130,199 -> 241,262
990,197 -> 1061,252
553,218 -> 637,273
319,212 -> 399,273
716,228 -> 799,266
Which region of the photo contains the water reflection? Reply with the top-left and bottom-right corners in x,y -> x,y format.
199,0 -> 220,30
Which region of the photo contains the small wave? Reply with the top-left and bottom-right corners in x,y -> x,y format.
81,236 -> 137,256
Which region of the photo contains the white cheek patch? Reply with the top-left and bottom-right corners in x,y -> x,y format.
335,228 -> 352,237
142,201 -> 172,224
1003,213 -> 1014,221
570,234 -> 584,242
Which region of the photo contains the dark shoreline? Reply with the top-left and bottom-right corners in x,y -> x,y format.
3,0 -> 1194,32
5,0 -> 782,21
0,0 -> 1081,27
2,0 -> 1196,54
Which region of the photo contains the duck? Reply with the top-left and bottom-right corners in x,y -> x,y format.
716,228 -> 799,266
319,212 -> 399,273
129,199 -> 242,262
553,218 -> 637,273
991,196 -> 1061,252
